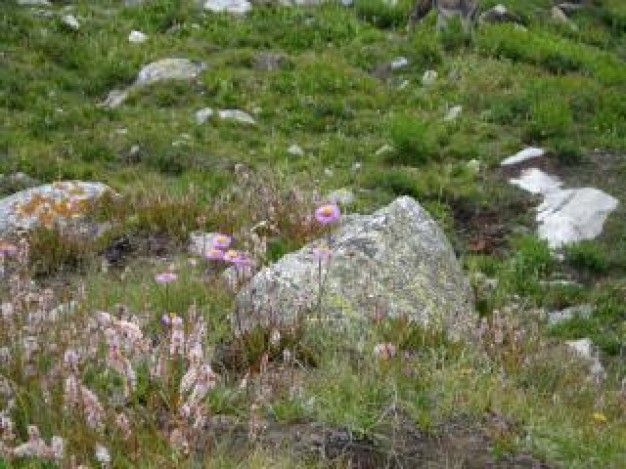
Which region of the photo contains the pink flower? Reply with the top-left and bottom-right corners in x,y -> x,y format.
155,272 -> 177,284
212,234 -> 232,250
374,343 -> 397,360
223,250 -> 240,263
0,241 -> 17,257
315,204 -> 341,225
205,248 -> 225,261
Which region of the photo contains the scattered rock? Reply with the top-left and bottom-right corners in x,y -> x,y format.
548,304 -> 594,326
375,144 -> 394,157
444,105 -> 462,122
479,4 -> 523,25
551,6 -> 578,30
501,147 -> 545,166
557,2 -> 586,16
510,168 -> 618,247
325,188 -> 355,207
509,168 -> 562,194
253,52 -> 289,72
195,107 -> 215,125
61,14 -> 80,30
390,57 -> 409,71
466,159 -> 480,175
565,337 -> 606,380
537,187 -> 618,248
203,0 -> 252,15
101,89 -> 129,109
233,196 -> 475,341
102,58 -> 206,108
287,144 -> 304,157
18,0 -> 51,6
128,30 -> 148,43
218,109 -> 256,125
135,58 -> 206,87
422,70 -> 438,87
0,181 -> 115,239
565,338 -> 594,359
188,232 -> 222,257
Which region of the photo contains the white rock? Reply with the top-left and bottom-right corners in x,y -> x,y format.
466,159 -> 480,175
494,4 -> 507,15
203,0 -> 252,15
189,232 -> 222,257
287,144 -> 304,157
509,168 -> 562,195
444,105 -> 463,121
128,30 -> 148,43
422,70 -> 438,87
566,338 -> 594,360
548,304 -> 594,326
135,58 -> 206,87
375,144 -> 394,157
218,109 -> 256,125
537,187 -> 618,248
501,147 -> 545,166
195,107 -> 215,125
62,14 -> 80,30
18,0 -> 52,5
390,57 -> 409,71
326,188 -> 355,207
510,168 -> 619,248
100,90 -> 129,109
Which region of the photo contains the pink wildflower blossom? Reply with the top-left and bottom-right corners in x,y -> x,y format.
205,248 -> 225,261
315,204 -> 341,225
212,234 -> 232,250
155,272 -> 178,284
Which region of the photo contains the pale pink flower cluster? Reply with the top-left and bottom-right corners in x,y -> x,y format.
374,343 -> 397,360
1,423 -> 64,462
64,374 -> 106,430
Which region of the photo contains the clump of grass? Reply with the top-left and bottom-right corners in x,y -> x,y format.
564,241 -> 609,274
386,116 -> 440,165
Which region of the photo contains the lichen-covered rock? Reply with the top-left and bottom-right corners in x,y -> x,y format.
102,58 -> 206,108
233,196 -> 475,341
0,181 -> 114,238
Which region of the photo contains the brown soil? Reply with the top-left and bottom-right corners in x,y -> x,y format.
196,407 -> 554,468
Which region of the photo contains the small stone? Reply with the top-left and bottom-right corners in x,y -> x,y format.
203,0 -> 252,15
18,0 -> 51,6
61,14 -> 80,30
444,105 -> 462,121
422,70 -> 438,87
128,30 -> 148,43
195,107 -> 215,125
375,144 -> 394,157
100,89 -> 129,109
566,338 -> 594,360
287,144 -> 304,157
326,188 -> 355,207
466,159 -> 480,175
218,109 -> 256,125
548,304 -> 594,326
501,147 -> 545,166
390,57 -> 409,71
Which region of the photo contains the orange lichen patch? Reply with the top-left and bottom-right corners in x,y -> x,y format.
13,187 -> 94,228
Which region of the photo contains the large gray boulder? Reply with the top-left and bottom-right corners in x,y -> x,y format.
233,197 -> 475,341
0,181 -> 114,239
